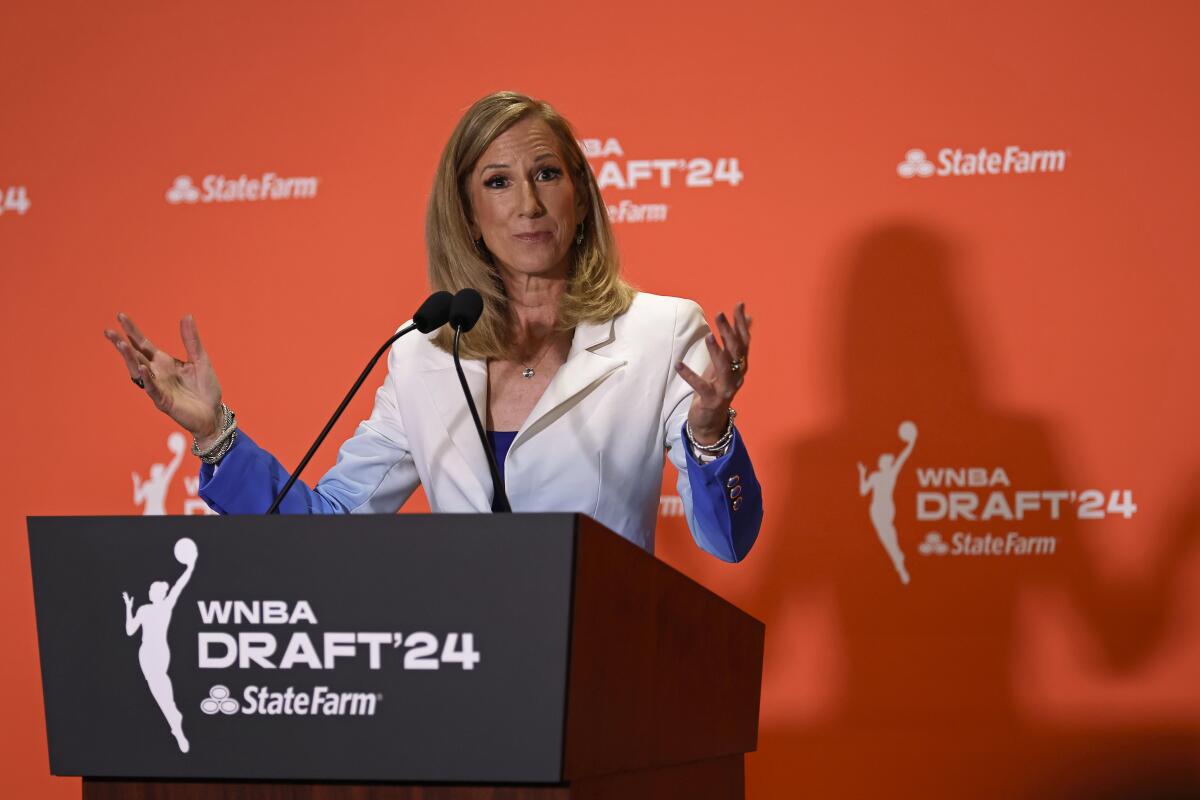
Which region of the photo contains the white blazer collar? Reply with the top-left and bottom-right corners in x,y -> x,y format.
416,317 -> 626,504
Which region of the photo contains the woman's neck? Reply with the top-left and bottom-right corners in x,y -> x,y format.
500,271 -> 567,344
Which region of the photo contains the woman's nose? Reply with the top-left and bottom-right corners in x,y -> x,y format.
518,179 -> 545,217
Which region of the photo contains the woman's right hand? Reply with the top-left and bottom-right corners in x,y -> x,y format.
104,313 -> 225,447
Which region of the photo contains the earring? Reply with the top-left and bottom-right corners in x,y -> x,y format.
574,223 -> 585,245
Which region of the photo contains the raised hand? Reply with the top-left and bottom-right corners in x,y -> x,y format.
104,314 -> 224,446
675,302 -> 752,444
122,591 -> 133,607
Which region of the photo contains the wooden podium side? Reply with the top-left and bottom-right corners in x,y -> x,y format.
84,755 -> 743,799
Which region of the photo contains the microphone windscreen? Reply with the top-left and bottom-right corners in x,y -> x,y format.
449,288 -> 484,332
413,291 -> 454,333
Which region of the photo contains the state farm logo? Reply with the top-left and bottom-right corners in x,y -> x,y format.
201,683 -> 379,717
166,177 -> 200,204
166,172 -> 319,204
918,532 -> 949,556
897,146 -> 1068,178
201,684 -> 239,715
896,149 -> 936,179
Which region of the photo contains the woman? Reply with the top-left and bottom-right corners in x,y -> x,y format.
104,92 -> 762,561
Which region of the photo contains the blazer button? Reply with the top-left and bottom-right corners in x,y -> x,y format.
726,475 -> 741,488
730,485 -> 743,500
732,497 -> 743,512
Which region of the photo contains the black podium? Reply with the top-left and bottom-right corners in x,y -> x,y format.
29,514 -> 764,799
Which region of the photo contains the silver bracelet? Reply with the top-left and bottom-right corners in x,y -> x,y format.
198,427 -> 238,465
686,407 -> 737,456
192,404 -> 238,463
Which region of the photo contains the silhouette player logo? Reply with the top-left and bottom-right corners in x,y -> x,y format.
165,176 -> 200,204
858,421 -> 919,584
122,537 -> 197,753
897,149 -> 936,179
132,432 -> 186,515
201,684 -> 239,715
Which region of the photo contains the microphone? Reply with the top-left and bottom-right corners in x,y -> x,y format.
449,289 -> 511,512
266,291 -> 453,513
413,291 -> 454,333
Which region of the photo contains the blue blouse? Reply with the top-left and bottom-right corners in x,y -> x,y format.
486,430 -> 519,485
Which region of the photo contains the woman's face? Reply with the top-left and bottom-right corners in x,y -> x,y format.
466,117 -> 585,282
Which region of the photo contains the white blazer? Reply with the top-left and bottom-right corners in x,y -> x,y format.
212,292 -> 760,558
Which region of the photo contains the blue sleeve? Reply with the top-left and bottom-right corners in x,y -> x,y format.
679,422 -> 763,563
198,431 -> 349,515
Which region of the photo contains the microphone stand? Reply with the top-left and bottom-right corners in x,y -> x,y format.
267,323 -> 416,514
452,326 -> 511,512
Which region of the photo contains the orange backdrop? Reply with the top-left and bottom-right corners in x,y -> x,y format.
3,1 -> 1198,797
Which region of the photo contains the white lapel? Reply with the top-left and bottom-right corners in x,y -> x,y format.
418,353 -> 493,506
414,317 -> 627,502
511,317 -> 626,451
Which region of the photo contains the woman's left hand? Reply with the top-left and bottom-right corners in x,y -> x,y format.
675,302 -> 752,445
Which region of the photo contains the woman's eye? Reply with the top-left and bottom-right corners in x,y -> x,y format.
484,175 -> 509,188
537,167 -> 562,181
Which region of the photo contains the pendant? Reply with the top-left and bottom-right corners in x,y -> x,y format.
522,368 -> 535,379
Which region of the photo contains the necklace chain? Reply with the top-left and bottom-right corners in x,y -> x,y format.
520,334 -> 558,379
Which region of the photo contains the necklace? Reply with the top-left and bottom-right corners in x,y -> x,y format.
520,334 -> 558,379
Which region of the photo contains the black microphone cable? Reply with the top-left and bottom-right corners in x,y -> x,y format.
449,288 -> 511,512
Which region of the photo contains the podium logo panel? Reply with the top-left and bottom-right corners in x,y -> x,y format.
30,515 -> 575,782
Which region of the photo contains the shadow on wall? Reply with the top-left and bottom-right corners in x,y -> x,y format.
663,223 -> 1200,799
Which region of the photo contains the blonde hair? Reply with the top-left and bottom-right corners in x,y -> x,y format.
426,91 -> 636,359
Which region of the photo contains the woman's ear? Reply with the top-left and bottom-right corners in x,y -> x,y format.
575,185 -> 590,224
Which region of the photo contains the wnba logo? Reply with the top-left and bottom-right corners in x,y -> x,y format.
121,537 -> 197,752
857,421 -> 919,585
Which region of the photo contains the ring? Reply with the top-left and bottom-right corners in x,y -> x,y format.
131,376 -> 145,389
730,356 -> 746,373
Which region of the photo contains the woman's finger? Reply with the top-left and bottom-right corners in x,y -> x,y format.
705,334 -> 743,401
180,314 -> 206,364
705,333 -> 731,371
105,330 -> 141,378
715,312 -> 744,359
733,302 -> 751,343
139,364 -> 168,408
117,313 -> 158,361
675,361 -> 716,403
109,333 -> 154,378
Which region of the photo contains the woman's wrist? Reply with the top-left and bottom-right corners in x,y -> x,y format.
191,403 -> 227,450
191,404 -> 238,464
689,423 -> 726,446
686,408 -> 736,459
